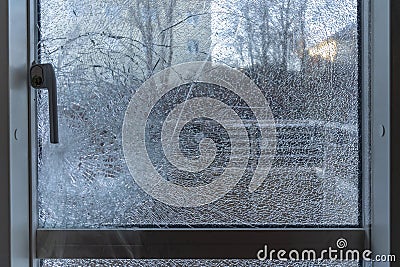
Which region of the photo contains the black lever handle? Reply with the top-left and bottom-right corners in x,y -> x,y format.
30,63 -> 59,144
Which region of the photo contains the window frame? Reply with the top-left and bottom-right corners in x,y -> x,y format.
370,0 -> 391,264
0,0 -> 32,266
0,0 -> 397,266
29,0 -> 370,259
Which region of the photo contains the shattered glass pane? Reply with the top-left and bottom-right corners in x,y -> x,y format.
37,0 -> 360,228
41,259 -> 361,267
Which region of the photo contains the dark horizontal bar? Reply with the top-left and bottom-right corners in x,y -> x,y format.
37,229 -> 366,259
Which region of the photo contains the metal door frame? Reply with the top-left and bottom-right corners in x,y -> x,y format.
1,0 -> 398,266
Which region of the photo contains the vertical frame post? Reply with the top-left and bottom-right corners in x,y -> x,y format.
371,0 -> 391,266
0,0 -> 31,266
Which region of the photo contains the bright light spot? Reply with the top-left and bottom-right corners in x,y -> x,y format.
308,40 -> 338,62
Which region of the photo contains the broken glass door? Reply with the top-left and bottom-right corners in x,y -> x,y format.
35,0 -> 363,264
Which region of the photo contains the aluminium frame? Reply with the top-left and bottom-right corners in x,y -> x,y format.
33,0 -> 372,261
0,0 -> 397,266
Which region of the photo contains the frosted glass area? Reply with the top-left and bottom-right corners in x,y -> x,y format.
37,0 -> 360,227
41,259 -> 360,267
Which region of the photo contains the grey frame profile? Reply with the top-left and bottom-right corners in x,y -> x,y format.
0,0 -> 398,266
370,0 -> 391,266
0,0 -> 31,266
29,0 -> 384,262
36,229 -> 365,259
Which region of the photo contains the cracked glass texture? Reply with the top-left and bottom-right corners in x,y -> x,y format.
41,260 -> 361,267
37,0 -> 360,228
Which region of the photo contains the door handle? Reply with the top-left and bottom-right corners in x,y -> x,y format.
30,63 -> 59,144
